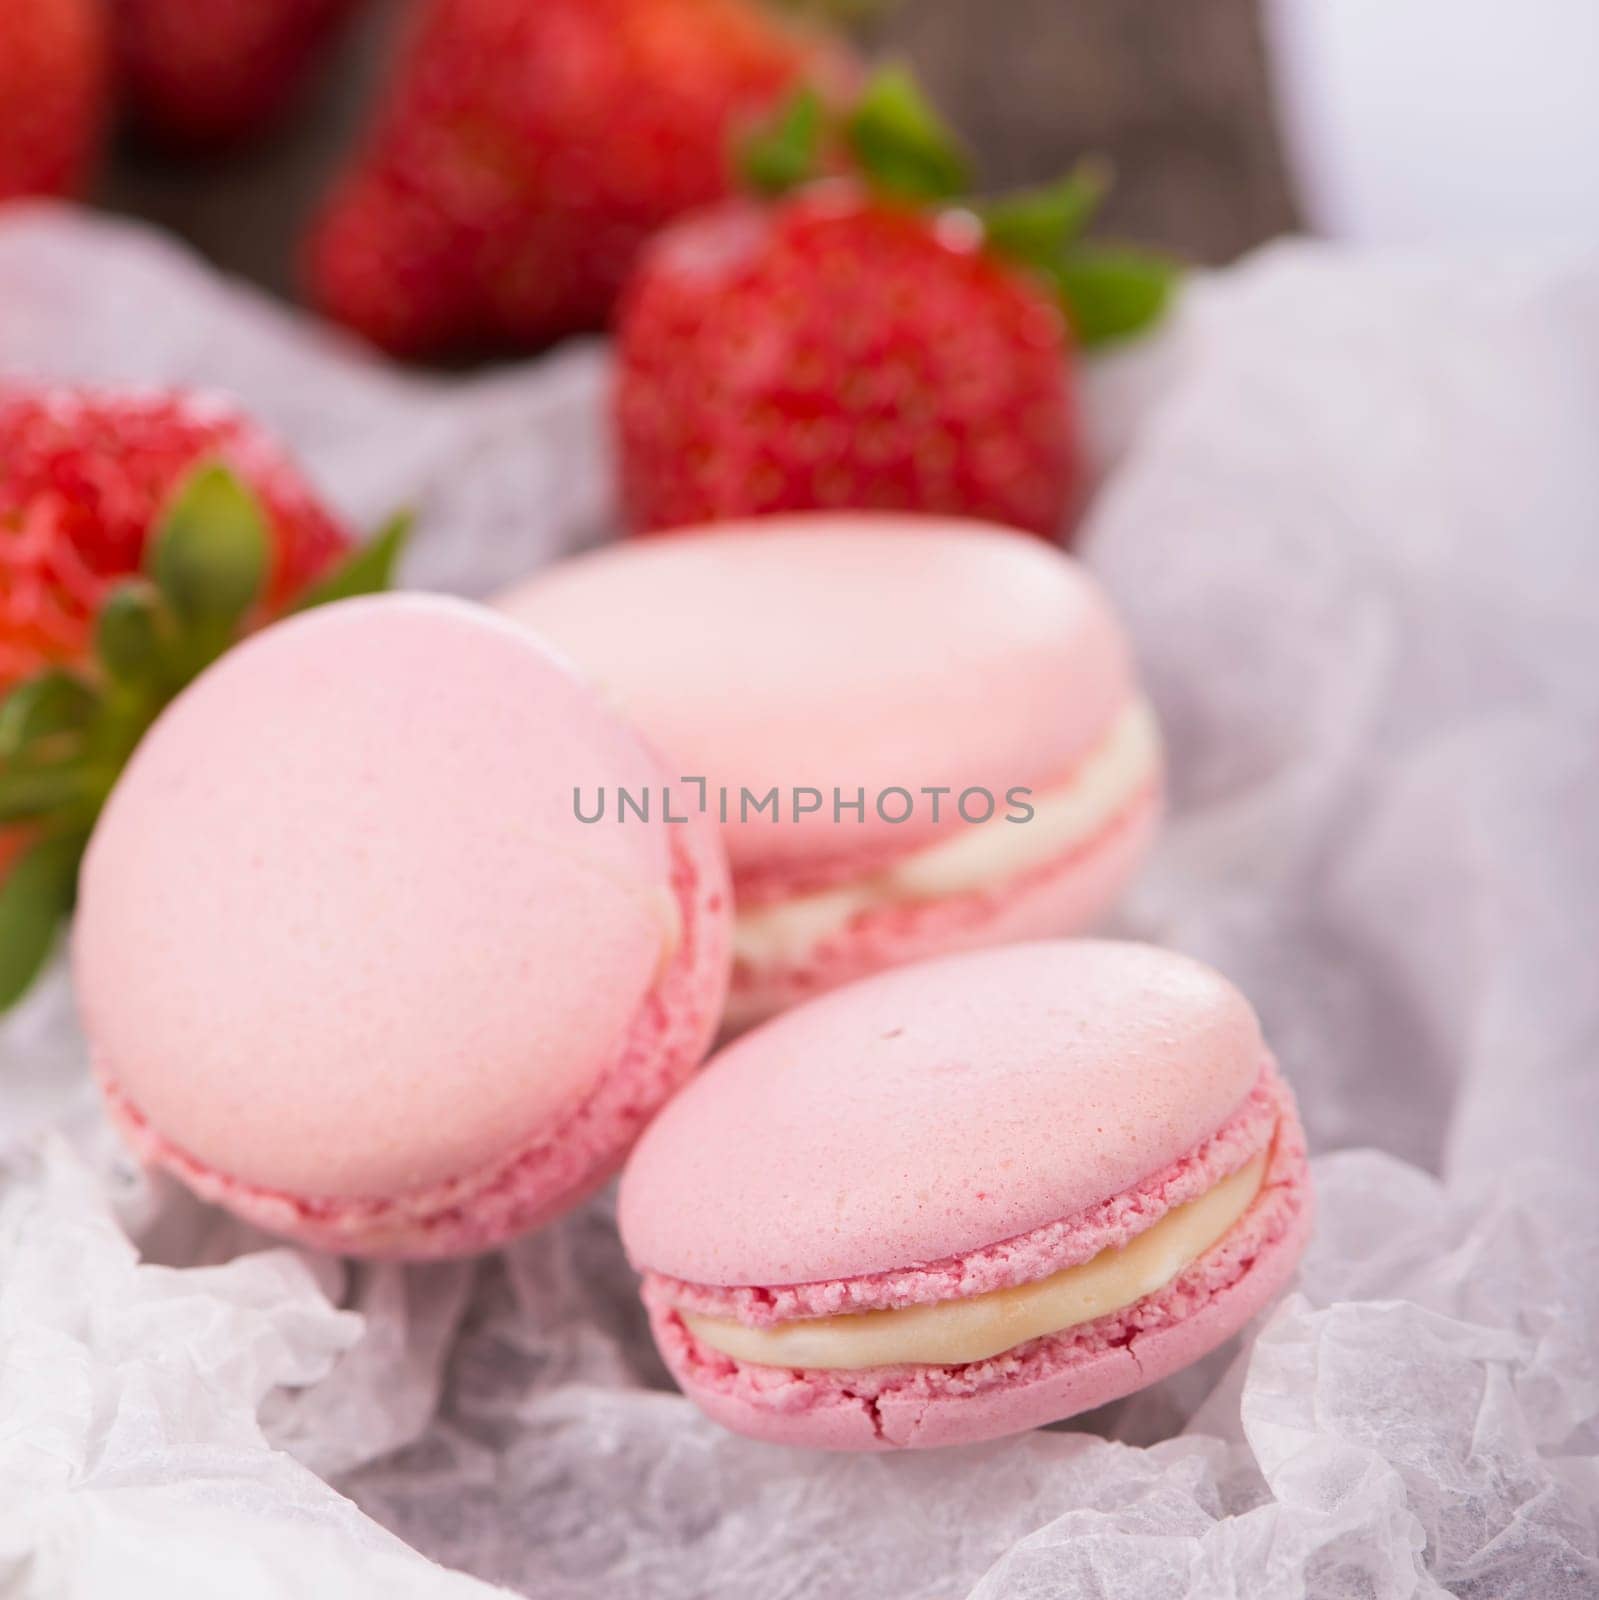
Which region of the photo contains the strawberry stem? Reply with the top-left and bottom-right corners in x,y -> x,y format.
0,761 -> 107,824
740,86 -> 827,197
1052,243 -> 1179,347
0,670 -> 96,759
0,829 -> 86,1011
291,510 -> 414,612
730,67 -> 1180,349
979,163 -> 1109,270
844,66 -> 970,202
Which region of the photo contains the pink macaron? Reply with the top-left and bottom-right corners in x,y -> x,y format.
497,516 -> 1161,1027
75,595 -> 731,1258
619,940 -> 1312,1451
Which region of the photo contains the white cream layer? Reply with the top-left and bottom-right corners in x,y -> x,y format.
731,699 -> 1160,972
682,1151 -> 1265,1370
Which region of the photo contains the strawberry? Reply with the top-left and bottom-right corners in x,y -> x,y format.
114,0 -> 362,150
0,439 -> 410,1011
0,389 -> 352,693
616,70 -> 1175,539
618,187 -> 1081,535
0,0 -> 108,201
304,0 -> 853,358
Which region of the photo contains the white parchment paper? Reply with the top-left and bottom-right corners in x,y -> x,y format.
1,206 -> 1594,1599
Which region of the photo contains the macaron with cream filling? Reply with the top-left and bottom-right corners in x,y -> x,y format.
75,595 -> 732,1257
496,517 -> 1161,1027
619,940 -> 1312,1450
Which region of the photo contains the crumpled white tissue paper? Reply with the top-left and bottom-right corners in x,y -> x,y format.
0,205 -> 1594,1599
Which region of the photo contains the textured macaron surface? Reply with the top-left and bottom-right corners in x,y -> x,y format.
620,941 -> 1264,1287
77,596 -> 697,1202
496,517 -> 1135,871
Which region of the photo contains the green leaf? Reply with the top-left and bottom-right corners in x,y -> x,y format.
291,511 -> 413,613
845,66 -> 971,203
0,760 -> 105,825
740,87 -> 827,197
148,462 -> 271,636
1054,243 -> 1180,348
0,830 -> 85,1011
980,163 -> 1108,270
0,670 -> 97,760
95,580 -> 168,688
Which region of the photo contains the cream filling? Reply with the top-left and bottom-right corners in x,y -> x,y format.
682,1151 -> 1265,1370
650,885 -> 683,985
731,699 -> 1160,971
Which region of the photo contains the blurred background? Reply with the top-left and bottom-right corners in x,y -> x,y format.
93,0 -> 1599,324
98,0 -> 1599,317
103,0 -> 1298,300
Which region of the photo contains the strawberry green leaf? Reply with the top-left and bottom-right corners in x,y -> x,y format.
148,462 -> 271,637
292,511 -> 413,613
980,163 -> 1108,271
845,66 -> 971,203
0,759 -> 104,825
95,580 -> 168,688
0,670 -> 97,760
0,830 -> 85,1011
740,87 -> 827,198
1054,243 -> 1180,348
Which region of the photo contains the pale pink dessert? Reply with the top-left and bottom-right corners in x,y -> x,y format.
620,941 -> 1312,1450
497,516 -> 1161,1028
75,596 -> 731,1258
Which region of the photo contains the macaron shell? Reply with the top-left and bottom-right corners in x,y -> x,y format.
496,517 -> 1135,871
649,1098 -> 1312,1450
77,596 -> 702,1202
620,941 -> 1264,1287
649,1139 -> 1312,1452
726,784 -> 1159,1030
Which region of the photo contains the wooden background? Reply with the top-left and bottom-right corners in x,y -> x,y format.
101,0 -> 1299,311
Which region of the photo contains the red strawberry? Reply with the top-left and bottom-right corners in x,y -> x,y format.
616,71 -> 1175,540
0,0 -> 108,201
619,187 -> 1080,536
0,389 -> 351,693
304,0 -> 853,358
114,0 -> 362,149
